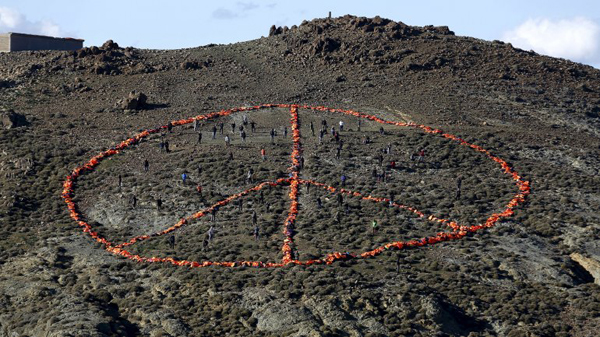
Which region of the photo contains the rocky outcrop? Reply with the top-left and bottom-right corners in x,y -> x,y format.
277,15 -> 456,65
570,253 -> 600,285
179,59 -> 211,70
0,109 -> 28,129
116,90 -> 148,111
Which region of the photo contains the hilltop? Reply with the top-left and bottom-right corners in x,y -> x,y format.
0,15 -> 599,337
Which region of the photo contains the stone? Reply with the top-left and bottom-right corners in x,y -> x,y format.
570,253 -> 600,285
117,90 -> 148,110
102,40 -> 120,50
311,37 -> 341,55
269,25 -> 284,36
0,109 -> 28,129
180,61 -> 201,70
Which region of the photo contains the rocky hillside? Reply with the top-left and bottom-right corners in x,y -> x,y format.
1,15 -> 599,336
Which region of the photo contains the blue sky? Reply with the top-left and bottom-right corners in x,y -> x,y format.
1,1 -> 599,67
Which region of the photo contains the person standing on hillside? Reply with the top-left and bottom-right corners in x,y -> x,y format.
208,226 -> 215,242
252,210 -> 258,226
247,168 -> 254,183
143,159 -> 149,172
241,130 -> 247,143
156,196 -> 162,210
372,220 -> 378,235
261,148 -> 266,161
219,122 -> 224,134
339,120 -> 344,131
130,194 -> 137,208
456,176 -> 462,200
284,126 -> 288,138
253,225 -> 260,241
211,207 -> 218,222
225,135 -> 231,146
250,121 -> 256,133
231,122 -> 236,133
197,131 -> 203,144
310,121 -> 315,136
270,128 -> 276,144
212,125 -> 217,139
181,172 -> 188,185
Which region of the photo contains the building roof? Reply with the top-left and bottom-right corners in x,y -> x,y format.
1,32 -> 84,42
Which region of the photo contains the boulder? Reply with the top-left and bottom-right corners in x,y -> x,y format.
180,61 -> 201,70
311,37 -> 341,55
269,25 -> 284,36
571,253 -> 600,285
117,91 -> 148,111
101,39 -> 120,50
1,109 -> 28,129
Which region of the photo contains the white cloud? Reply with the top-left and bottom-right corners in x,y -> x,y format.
212,2 -> 260,20
503,17 -> 600,64
0,6 -> 63,37
237,2 -> 259,11
212,8 -> 238,20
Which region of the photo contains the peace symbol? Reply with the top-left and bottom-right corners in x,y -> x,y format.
62,104 -> 530,268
